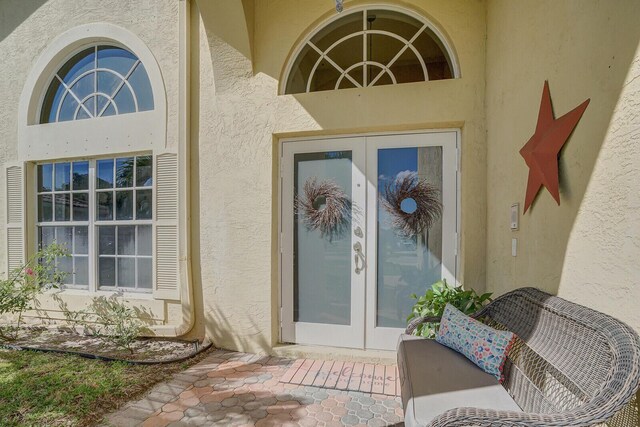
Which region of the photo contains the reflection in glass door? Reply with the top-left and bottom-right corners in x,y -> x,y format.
375,146 -> 443,328
366,133 -> 457,350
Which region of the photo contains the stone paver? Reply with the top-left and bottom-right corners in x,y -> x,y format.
103,349 -> 404,427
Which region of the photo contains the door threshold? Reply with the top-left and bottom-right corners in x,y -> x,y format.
271,343 -> 396,364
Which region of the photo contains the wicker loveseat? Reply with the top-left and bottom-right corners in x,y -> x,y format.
398,287 -> 640,427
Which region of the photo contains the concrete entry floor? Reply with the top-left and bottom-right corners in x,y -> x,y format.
103,349 -> 404,427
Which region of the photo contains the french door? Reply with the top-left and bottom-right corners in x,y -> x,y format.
281,131 -> 457,350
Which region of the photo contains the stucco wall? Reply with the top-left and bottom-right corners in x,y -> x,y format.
0,0 -> 182,325
3,0 -> 637,355
486,0 -> 640,333
194,0 -> 488,352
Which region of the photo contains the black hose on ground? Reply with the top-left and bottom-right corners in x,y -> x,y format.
0,340 -> 213,365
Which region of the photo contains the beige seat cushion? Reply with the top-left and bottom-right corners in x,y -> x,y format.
397,334 -> 522,427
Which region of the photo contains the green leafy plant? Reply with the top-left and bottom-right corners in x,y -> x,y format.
81,296 -> 145,354
407,279 -> 492,338
0,244 -> 69,340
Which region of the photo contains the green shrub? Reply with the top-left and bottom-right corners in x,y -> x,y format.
0,244 -> 68,340
81,297 -> 144,354
407,279 -> 492,338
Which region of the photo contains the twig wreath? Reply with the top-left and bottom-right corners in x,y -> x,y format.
295,178 -> 352,240
381,172 -> 442,237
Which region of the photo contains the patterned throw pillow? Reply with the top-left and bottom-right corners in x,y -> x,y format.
436,303 -> 516,381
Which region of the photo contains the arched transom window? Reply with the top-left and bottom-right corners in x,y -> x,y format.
40,45 -> 154,123
284,7 -> 458,94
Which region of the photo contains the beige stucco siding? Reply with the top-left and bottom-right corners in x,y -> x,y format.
194,0 -> 488,352
486,0 -> 640,333
6,0 -> 638,355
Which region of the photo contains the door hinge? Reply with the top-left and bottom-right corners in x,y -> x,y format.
280,232 -> 284,253
456,148 -> 461,172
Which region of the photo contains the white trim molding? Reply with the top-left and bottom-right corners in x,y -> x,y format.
18,23 -> 167,161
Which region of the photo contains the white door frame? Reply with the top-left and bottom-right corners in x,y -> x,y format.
279,130 -> 459,350
281,137 -> 367,348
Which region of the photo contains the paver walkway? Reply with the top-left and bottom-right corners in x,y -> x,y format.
103,349 -> 404,427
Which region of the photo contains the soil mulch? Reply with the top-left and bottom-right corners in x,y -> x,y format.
0,326 -> 208,362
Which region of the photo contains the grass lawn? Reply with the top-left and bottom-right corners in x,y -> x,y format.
0,348 -> 206,427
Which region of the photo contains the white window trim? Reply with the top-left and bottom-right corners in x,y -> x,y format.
34,154 -> 154,294
280,4 -> 461,95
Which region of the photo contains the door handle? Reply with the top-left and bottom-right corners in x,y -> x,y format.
354,242 -> 365,274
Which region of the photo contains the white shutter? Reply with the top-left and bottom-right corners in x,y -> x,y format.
5,163 -> 25,277
154,153 -> 180,300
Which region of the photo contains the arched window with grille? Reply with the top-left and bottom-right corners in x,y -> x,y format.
40,45 -> 154,123
283,7 -> 459,94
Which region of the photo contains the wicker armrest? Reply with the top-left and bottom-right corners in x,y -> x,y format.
428,405 -> 617,427
430,408 -> 532,427
405,315 -> 441,335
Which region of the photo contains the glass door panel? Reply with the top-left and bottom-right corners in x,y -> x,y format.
294,151 -> 352,325
376,146 -> 443,328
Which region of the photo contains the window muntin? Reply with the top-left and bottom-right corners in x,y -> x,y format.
97,225 -> 152,290
40,45 -> 154,124
37,161 -> 90,288
37,155 -> 153,292
95,156 -> 152,290
95,157 -> 152,221
284,8 -> 455,94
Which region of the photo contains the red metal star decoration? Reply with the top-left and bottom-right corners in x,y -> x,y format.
520,81 -> 590,213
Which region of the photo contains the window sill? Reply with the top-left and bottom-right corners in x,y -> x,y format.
44,287 -> 155,301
